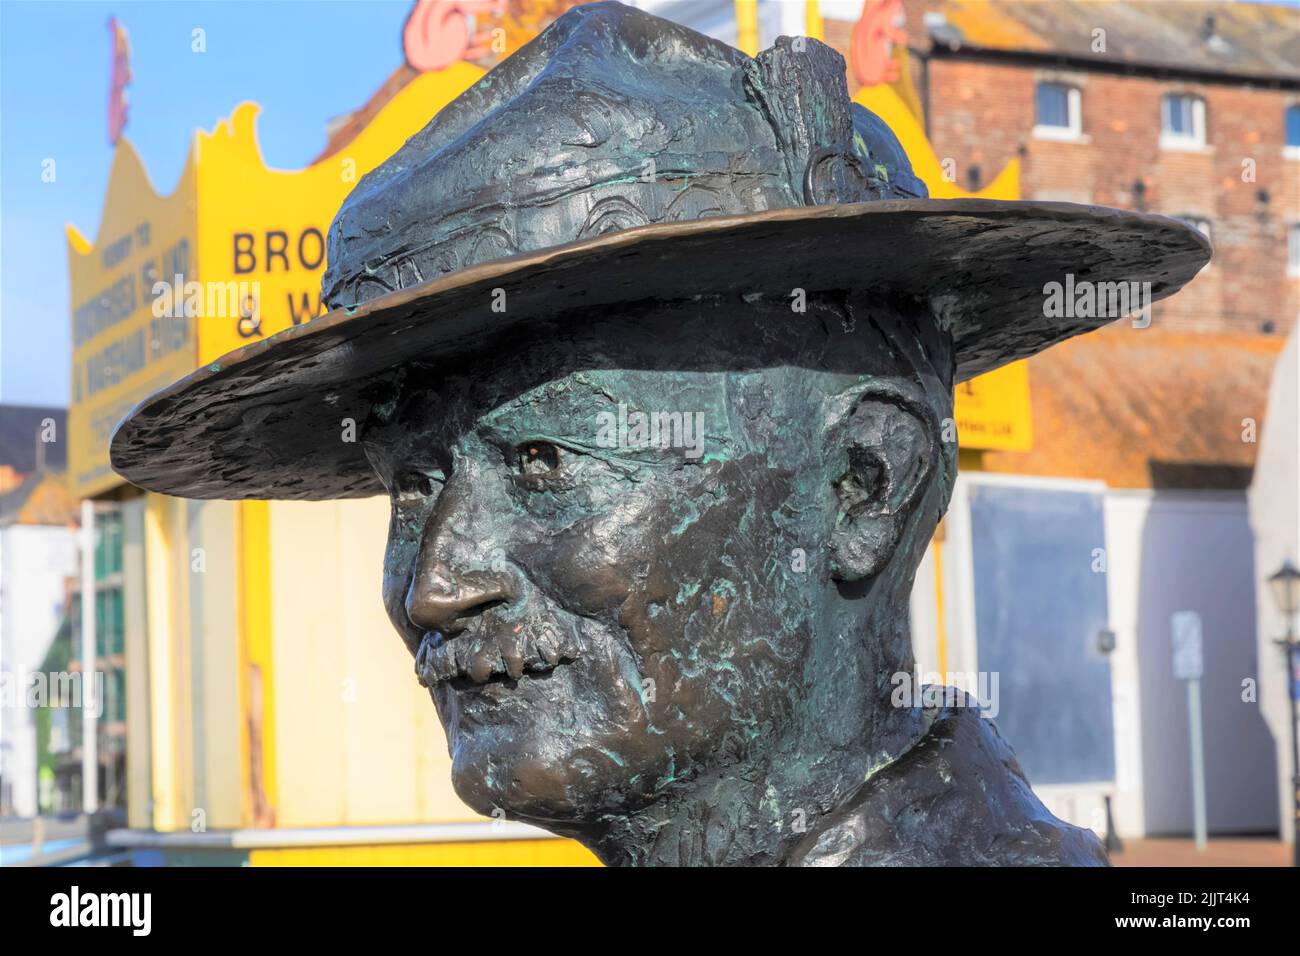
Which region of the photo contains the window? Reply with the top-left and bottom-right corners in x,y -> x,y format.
1289,224 -> 1300,277
1178,215 -> 1212,242
1161,93 -> 1206,149
95,587 -> 125,656
110,669 -> 126,723
1286,105 -> 1300,158
94,510 -> 122,578
1034,82 -> 1082,140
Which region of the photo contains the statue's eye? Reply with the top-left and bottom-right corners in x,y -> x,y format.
518,441 -> 562,477
394,471 -> 437,502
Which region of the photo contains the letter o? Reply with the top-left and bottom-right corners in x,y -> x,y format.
298,228 -> 325,270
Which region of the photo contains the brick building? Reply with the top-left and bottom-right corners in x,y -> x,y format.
859,0 -> 1300,336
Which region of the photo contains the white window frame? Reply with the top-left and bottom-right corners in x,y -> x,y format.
1160,93 -> 1206,151
1033,83 -> 1083,142
1288,223 -> 1300,278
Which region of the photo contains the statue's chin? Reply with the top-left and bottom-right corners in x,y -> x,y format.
448,733 -> 670,825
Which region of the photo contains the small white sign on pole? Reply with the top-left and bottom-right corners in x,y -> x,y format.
1171,610 -> 1207,850
1171,610 -> 1203,680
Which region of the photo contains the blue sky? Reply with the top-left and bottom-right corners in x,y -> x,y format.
1,0 -> 415,406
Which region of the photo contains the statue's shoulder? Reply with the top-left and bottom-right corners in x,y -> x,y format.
790,698 -> 1109,867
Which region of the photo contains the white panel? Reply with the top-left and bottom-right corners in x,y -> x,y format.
1102,493 -> 1149,838
1109,490 -> 1279,836
1248,327 -> 1299,844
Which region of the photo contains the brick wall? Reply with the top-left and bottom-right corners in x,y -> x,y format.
825,10 -> 1300,335
927,58 -> 1297,334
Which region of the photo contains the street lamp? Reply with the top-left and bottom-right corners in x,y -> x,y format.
1267,559 -> 1300,620
1267,559 -> 1300,867
1095,627 -> 1122,854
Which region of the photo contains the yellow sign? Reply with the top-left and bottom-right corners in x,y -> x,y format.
67,141 -> 199,498
952,360 -> 1033,451
852,81 -> 1031,451
67,63 -> 486,498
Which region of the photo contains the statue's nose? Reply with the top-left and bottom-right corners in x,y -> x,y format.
405,567 -> 511,635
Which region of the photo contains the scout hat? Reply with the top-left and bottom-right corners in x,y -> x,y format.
111,1 -> 1209,500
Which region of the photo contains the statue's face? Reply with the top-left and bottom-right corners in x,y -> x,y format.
362,304 -> 949,824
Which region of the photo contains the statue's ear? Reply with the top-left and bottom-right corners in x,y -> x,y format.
828,394 -> 937,582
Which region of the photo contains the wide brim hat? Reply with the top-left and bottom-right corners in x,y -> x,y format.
110,5 -> 1210,501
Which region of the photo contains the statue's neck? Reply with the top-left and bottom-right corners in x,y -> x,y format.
575,706 -> 929,866
586,759 -> 812,866
572,610 -> 931,866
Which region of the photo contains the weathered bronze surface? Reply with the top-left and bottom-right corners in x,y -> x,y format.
112,2 -> 1210,865
364,297 -> 1107,865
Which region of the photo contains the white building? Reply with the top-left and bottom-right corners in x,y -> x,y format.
0,404 -> 78,819
1249,327 -> 1299,846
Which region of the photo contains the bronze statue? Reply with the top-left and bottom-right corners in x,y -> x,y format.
112,2 -> 1209,865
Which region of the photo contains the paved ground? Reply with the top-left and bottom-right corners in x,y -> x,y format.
0,815 -> 92,865
1110,837 -> 1290,867
1,811 -> 129,866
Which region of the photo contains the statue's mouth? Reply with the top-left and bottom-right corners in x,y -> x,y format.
415,622 -> 576,688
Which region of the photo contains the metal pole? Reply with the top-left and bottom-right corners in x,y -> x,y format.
1288,623 -> 1299,868
1103,794 -> 1123,854
1188,676 -> 1207,851
80,499 -> 97,814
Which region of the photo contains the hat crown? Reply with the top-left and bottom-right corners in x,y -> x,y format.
321,1 -> 925,310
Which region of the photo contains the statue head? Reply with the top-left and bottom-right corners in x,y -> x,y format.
361,291 -> 956,831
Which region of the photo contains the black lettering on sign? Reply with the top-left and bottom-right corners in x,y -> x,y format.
229,228 -> 329,274
140,258 -> 158,297
266,231 -> 290,272
73,274 -> 136,346
288,291 -> 324,326
150,314 -> 191,358
163,238 -> 190,278
101,232 -> 132,270
85,329 -> 146,396
233,233 -> 256,274
298,227 -> 325,270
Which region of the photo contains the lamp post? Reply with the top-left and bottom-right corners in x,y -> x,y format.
1267,559 -> 1300,867
1095,627 -> 1123,854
